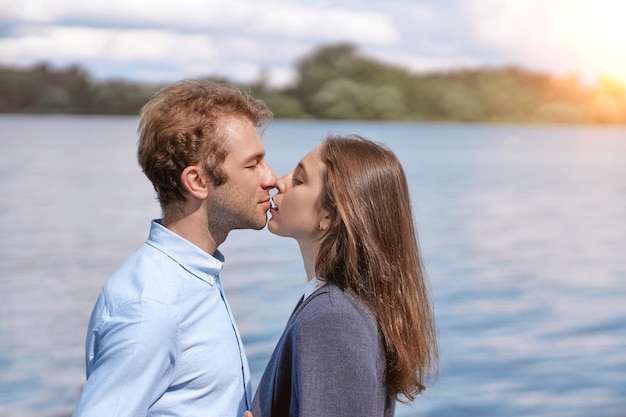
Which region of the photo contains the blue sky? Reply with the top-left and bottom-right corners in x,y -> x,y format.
1,0 -> 625,87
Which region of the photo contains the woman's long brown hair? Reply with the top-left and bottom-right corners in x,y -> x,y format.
316,135 -> 438,402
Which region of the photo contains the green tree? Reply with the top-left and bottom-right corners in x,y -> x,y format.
310,78 -> 407,120
1,44 -> 625,124
293,43 -> 413,119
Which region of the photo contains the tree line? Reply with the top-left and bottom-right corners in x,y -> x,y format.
1,43 -> 625,124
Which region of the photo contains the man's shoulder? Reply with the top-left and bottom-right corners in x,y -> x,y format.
100,242 -> 181,306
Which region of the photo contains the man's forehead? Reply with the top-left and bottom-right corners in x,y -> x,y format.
221,120 -> 265,161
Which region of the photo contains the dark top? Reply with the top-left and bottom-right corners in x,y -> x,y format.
251,281 -> 395,417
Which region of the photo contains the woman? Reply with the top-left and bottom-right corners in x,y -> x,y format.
250,135 -> 438,416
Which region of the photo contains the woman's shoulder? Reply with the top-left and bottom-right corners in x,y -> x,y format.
289,282 -> 381,354
299,281 -> 378,333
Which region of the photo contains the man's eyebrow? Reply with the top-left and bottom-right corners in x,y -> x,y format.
242,151 -> 265,163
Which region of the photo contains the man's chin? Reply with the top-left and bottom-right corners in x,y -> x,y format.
235,224 -> 265,232
230,212 -> 271,231
252,216 -> 271,231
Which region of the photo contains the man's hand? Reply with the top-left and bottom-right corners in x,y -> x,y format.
243,411 -> 253,417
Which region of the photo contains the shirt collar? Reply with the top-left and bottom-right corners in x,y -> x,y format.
303,276 -> 325,300
146,219 -> 224,285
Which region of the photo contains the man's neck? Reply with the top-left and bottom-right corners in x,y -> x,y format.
163,209 -> 223,255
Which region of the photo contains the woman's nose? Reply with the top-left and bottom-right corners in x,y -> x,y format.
274,172 -> 290,192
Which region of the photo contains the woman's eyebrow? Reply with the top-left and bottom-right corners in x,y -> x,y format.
295,162 -> 308,178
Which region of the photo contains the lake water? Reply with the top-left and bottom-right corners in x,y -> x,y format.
1,115 -> 625,417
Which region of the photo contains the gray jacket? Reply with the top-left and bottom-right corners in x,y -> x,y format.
250,281 -> 395,417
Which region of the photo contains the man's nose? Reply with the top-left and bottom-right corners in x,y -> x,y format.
261,163 -> 277,189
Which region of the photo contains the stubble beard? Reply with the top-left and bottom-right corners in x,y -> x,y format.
230,211 -> 268,231
209,197 -> 268,234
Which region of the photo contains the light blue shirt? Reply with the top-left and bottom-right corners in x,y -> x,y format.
73,219 -> 251,417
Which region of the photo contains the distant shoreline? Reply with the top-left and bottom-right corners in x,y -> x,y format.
2,44 -> 625,124
2,112 -> 625,127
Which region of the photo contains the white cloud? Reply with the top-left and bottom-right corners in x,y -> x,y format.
0,26 -> 216,63
2,0 -> 624,86
0,0 -> 399,85
465,1 -> 542,49
0,0 -> 60,23
264,66 -> 297,88
246,5 -> 398,44
1,0 -> 398,44
366,48 -> 485,75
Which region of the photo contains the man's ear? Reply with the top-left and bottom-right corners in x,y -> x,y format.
180,165 -> 209,200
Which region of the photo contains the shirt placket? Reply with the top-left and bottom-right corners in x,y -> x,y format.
214,274 -> 251,408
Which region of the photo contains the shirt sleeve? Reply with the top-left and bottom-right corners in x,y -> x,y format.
73,298 -> 178,417
292,303 -> 384,417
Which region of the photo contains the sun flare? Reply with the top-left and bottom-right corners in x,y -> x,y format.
558,0 -> 626,85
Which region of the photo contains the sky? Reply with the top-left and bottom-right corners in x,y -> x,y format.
1,0 -> 625,88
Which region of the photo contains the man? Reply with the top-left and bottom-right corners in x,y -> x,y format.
73,80 -> 276,417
